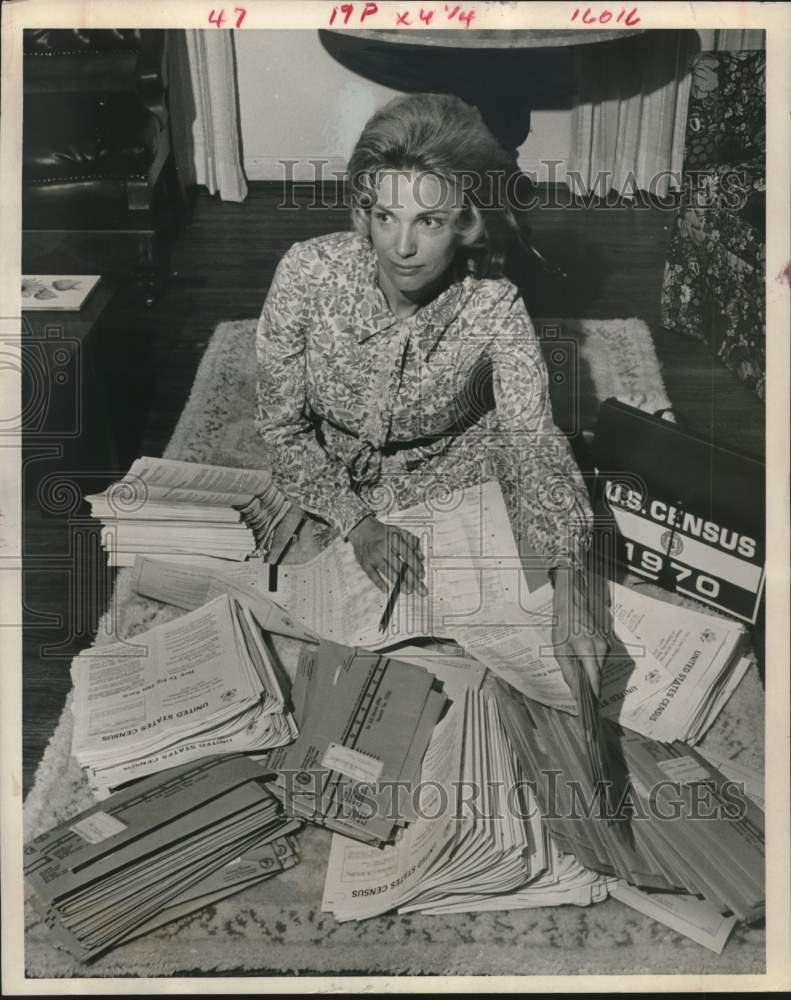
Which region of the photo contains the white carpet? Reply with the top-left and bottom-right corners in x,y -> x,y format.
23,317 -> 765,977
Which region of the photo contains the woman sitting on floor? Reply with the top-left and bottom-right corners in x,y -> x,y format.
249,92 -> 608,694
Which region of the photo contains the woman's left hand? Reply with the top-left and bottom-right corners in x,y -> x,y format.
551,565 -> 610,700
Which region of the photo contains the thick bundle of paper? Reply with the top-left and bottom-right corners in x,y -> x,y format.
321,683 -> 610,921
492,677 -> 765,924
24,757 -> 300,962
70,592 -> 297,796
86,457 -> 288,566
263,641 -> 447,847
412,839 -> 612,916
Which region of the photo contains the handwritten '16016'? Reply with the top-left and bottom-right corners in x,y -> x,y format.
570,6 -> 641,25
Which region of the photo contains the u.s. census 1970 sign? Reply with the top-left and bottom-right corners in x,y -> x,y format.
592,399 -> 765,625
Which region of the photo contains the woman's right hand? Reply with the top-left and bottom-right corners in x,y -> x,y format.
348,515 -> 426,596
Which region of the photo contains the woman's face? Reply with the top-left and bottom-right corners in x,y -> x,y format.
370,171 -> 463,306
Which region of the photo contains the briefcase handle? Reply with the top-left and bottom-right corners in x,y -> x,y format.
651,406 -> 688,432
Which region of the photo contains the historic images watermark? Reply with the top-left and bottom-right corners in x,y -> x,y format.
280,769 -> 751,824
273,158 -> 756,212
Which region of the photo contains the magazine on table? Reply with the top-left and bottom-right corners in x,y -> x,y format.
21,274 -> 101,310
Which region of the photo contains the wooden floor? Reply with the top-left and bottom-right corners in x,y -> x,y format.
21,183 -> 766,796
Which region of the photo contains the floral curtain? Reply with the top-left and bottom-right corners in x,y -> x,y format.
168,30 -> 248,203
660,49 -> 766,399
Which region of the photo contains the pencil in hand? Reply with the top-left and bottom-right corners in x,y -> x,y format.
379,560 -> 409,634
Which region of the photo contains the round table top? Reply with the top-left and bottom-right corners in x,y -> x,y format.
328,28 -> 645,49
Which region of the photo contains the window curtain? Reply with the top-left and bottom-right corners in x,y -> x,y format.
696,29 -> 765,51
168,30 -> 248,203
567,31 -> 699,199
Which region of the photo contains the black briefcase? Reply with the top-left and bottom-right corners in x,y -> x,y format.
591,398 -> 765,623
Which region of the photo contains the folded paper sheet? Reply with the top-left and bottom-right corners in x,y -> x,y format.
70,593 -> 297,795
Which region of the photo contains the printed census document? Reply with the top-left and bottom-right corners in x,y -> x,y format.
273,479 -> 554,646
131,555 -> 317,645
299,480 -> 628,725
602,582 -> 750,742
70,594 -> 258,758
70,593 -> 296,795
131,480 -> 567,704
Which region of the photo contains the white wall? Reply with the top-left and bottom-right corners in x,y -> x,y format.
235,31 -> 572,183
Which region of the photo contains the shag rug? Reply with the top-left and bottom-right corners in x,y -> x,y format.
23,318 -> 765,978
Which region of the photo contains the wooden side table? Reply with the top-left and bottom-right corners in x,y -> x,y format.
21,279 -> 124,790
21,277 -> 122,519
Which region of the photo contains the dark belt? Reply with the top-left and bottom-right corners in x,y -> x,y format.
316,401 -> 494,456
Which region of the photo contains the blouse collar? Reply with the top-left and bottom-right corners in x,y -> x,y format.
354,237 -> 473,350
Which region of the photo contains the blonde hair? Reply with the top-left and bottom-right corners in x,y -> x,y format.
348,93 -> 521,279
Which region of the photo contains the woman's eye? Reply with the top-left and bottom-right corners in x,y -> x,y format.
373,211 -> 391,223
421,217 -> 441,228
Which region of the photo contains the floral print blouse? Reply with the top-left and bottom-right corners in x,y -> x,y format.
255,231 -> 592,568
